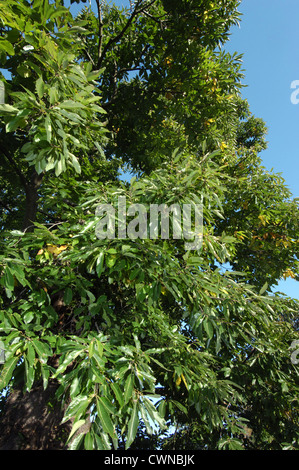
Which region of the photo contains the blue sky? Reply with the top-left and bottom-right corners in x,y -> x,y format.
224,0 -> 299,298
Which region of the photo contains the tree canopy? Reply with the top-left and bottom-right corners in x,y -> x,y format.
0,0 -> 298,450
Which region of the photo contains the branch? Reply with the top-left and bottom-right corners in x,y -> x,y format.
0,199 -> 14,213
97,0 -> 152,68
1,146 -> 29,190
95,0 -> 104,66
83,47 -> 95,67
22,170 -> 44,232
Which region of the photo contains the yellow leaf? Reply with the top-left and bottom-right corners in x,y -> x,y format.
181,373 -> 188,390
165,92 -> 174,100
46,244 -> 68,257
220,142 -> 228,151
282,269 -> 295,280
175,376 -> 182,387
258,215 -> 266,226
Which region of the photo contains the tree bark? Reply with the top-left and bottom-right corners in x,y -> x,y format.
0,162 -> 70,450
22,170 -> 44,232
0,381 -> 72,450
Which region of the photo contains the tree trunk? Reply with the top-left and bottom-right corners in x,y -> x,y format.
0,159 -> 88,450
22,170 -> 44,232
0,381 -> 72,450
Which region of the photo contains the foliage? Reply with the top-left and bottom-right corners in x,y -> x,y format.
0,0 -> 298,450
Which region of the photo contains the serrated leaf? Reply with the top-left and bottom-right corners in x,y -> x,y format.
259,282 -> 268,295
62,395 -> 90,423
23,311 -> 34,324
125,401 -> 139,449
24,355 -> 35,391
0,355 -> 19,389
64,287 -> 73,305
68,432 -> 85,450
4,267 -> 15,291
143,397 -> 166,430
124,373 -> 134,405
32,339 -> 50,362
0,39 -> 15,56
203,318 -> 214,339
6,115 -> 26,133
0,103 -> 18,114
67,419 -> 86,442
26,342 -> 35,366
70,153 -> 81,174
111,382 -> 124,407
52,348 -> 83,377
41,364 -> 50,389
139,401 -> 154,435
58,100 -> 85,110
100,396 -> 116,415
96,397 -> 116,439
49,86 -> 59,105
96,252 -> 105,278
36,76 -> 45,99
44,115 -> 52,141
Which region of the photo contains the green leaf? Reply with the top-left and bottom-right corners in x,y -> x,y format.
259,282 -> 268,295
49,86 -> 59,105
203,318 -> 214,339
41,364 -> 50,389
4,267 -> 15,291
143,397 -> 166,430
23,311 -> 34,323
125,400 -> 139,449
0,103 -> 18,114
93,429 -> 111,450
67,419 -> 86,442
6,115 -> 26,133
84,431 -> 94,450
53,349 -> 83,377
96,397 -> 116,439
62,395 -> 90,423
96,252 -> 105,278
24,355 -> 35,392
111,382 -> 124,407
123,373 -> 134,405
69,153 -> 81,174
64,287 -> 73,305
0,355 -> 19,389
228,438 -> 244,450
26,342 -> 35,366
32,339 -> 50,362
36,76 -> 45,99
170,400 -> 188,414
0,39 -> 15,56
99,396 -> 115,415
68,432 -> 85,450
44,115 -> 52,141
58,100 -> 85,110
139,401 -> 154,435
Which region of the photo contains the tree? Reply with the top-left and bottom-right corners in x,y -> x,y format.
0,0 -> 298,450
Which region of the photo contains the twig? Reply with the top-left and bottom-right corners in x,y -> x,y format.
95,0 -> 104,65
2,146 -> 29,190
97,0 -> 147,69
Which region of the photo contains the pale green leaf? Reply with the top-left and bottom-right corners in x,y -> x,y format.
125,401 -> 139,449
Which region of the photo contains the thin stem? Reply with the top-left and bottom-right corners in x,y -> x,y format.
95,0 -> 104,66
